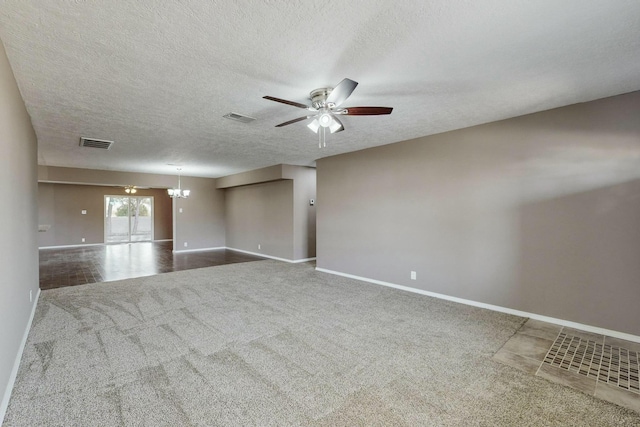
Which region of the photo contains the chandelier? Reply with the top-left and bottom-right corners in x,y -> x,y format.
167,168 -> 190,198
124,185 -> 137,194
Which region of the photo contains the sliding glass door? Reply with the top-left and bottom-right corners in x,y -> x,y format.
105,196 -> 154,243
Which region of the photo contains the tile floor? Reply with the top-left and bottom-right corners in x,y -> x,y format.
39,241 -> 266,289
494,319 -> 640,414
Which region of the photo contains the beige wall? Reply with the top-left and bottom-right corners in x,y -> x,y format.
39,166 -> 225,251
284,165 -> 316,259
317,91 -> 640,336
225,180 -> 294,259
38,184 -> 172,247
39,166 -> 179,188
173,175 -> 225,251
0,39 -> 39,419
216,164 -> 283,189
222,165 -> 316,261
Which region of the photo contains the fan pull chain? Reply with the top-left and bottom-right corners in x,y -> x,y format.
319,127 -> 327,148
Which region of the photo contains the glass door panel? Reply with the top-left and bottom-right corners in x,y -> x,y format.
130,197 -> 152,241
105,196 -> 154,243
105,196 -> 130,243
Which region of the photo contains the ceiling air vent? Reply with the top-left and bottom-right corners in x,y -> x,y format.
80,137 -> 114,149
223,112 -> 256,123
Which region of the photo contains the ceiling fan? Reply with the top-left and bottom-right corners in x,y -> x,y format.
263,78 -> 393,147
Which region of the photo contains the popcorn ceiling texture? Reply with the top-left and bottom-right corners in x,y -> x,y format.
0,1 -> 639,177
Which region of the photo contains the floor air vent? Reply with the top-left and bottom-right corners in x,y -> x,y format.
80,137 -> 114,149
223,112 -> 256,123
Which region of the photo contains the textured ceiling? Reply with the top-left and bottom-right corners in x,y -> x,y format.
1,0 -> 639,178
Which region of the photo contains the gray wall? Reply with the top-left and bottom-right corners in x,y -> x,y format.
0,39 -> 39,418
317,91 -> 640,336
38,184 -> 172,247
225,180 -> 294,259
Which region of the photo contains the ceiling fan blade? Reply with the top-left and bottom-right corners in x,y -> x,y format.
263,96 -> 311,109
343,107 -> 393,116
326,78 -> 358,107
275,116 -> 312,127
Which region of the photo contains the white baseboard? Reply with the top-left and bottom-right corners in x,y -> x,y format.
226,247 -> 316,264
315,267 -> 640,344
172,246 -> 225,254
291,257 -> 317,263
1,288 -> 40,424
40,240 -> 173,250
39,243 -> 102,249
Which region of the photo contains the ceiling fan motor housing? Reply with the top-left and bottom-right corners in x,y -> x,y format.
310,87 -> 333,109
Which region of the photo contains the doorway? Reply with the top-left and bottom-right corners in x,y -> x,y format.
105,196 -> 154,243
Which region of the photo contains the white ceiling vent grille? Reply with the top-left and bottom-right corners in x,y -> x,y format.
80,137 -> 114,149
223,112 -> 256,123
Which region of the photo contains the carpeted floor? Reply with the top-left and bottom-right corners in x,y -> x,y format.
4,261 -> 639,426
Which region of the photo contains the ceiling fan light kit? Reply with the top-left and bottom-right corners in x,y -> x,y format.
319,113 -> 332,127
264,78 -> 392,148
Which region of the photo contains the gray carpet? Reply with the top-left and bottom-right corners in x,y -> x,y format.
4,260 -> 639,426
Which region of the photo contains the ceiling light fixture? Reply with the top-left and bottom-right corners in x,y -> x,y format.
307,119 -> 320,134
306,110 -> 344,147
124,185 -> 137,194
318,113 -> 332,127
167,168 -> 190,199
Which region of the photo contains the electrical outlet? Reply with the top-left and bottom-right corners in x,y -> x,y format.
81,238 -> 85,243
258,244 -> 261,250
184,242 -> 188,247
179,208 -> 183,213
29,290 -> 32,302
411,271 -> 417,280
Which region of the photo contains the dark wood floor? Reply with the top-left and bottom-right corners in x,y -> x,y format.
39,241 -> 266,290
